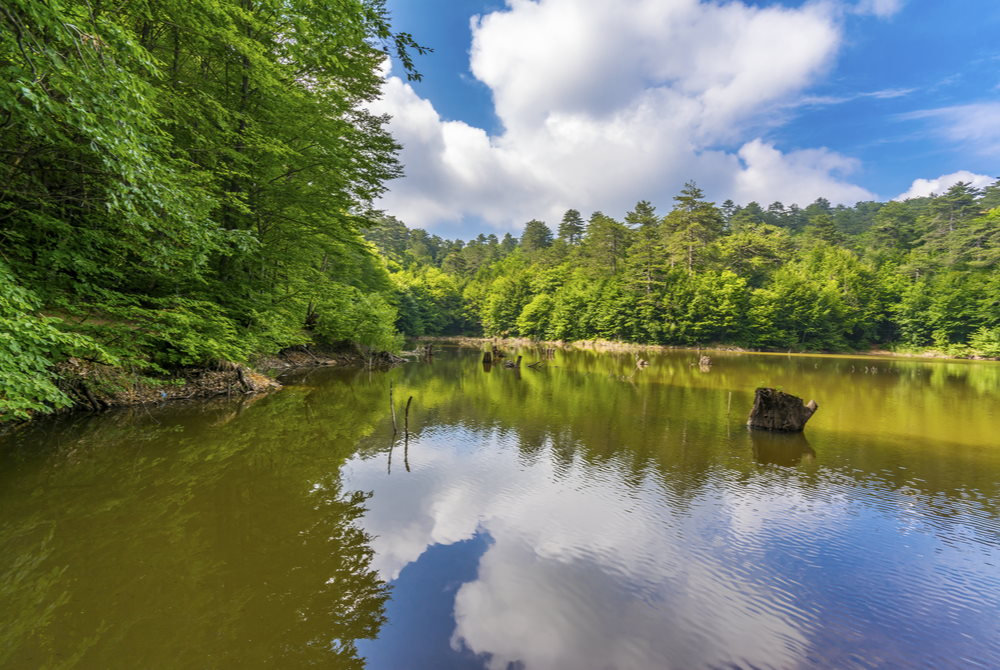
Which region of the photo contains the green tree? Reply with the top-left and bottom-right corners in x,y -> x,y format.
662,181 -> 724,272
582,212 -> 629,276
802,214 -> 844,246
521,220 -> 554,253
517,294 -> 555,339
714,223 -> 793,287
623,200 -> 663,293
558,209 -> 586,245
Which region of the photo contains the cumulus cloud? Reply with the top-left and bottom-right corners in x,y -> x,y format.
734,140 -> 872,205
368,0 -> 881,232
894,170 -> 996,200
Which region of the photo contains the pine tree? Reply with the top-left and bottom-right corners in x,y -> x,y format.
558,209 -> 586,245
521,220 -> 554,253
662,182 -> 723,272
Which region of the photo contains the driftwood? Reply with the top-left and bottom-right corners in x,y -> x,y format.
747,387 -> 818,432
482,351 -> 493,364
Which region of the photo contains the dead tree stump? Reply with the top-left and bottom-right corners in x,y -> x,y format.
747,388 -> 818,432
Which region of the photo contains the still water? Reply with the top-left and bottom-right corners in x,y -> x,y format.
1,346 -> 998,669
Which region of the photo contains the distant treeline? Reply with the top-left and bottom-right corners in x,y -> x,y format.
365,181 -> 999,356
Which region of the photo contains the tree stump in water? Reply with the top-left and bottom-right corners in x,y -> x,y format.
746,388 -> 818,432
503,355 -> 522,369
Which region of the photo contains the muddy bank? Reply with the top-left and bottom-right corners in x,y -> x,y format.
50,347 -> 406,416
56,358 -> 281,413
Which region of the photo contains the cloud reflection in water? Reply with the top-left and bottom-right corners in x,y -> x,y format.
345,426 -> 827,669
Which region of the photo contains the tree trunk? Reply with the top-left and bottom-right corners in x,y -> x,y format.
746,388 -> 818,432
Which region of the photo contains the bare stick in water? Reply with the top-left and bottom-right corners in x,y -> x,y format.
389,382 -> 397,434
404,395 -> 414,472
404,432 -> 410,473
404,395 -> 413,436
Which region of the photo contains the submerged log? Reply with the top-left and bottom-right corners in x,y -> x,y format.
746,387 -> 818,432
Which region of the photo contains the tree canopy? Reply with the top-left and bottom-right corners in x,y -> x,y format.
1,0 -> 425,419
364,181 -> 1000,358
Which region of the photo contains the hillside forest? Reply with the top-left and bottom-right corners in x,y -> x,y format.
1,0 -> 997,421
368,182 -> 999,357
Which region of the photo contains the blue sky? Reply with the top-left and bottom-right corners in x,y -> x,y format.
375,0 -> 1000,237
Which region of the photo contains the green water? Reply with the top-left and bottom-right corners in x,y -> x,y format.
1,346 -> 998,669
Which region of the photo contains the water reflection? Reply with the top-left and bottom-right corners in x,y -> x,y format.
346,347 -> 1000,669
750,429 -> 816,467
349,422 -> 1000,669
2,348 -> 999,669
351,430 -> 808,669
0,388 -> 391,669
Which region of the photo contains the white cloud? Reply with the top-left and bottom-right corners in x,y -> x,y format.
853,0 -> 906,18
369,0 -> 880,232
901,102 -> 1000,157
345,430 -> 816,669
894,170 -> 996,200
344,422 -> 1000,669
734,139 -> 873,205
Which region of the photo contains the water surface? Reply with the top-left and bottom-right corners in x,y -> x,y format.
2,347 -> 998,669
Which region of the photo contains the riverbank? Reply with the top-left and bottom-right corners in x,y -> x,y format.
3,347 -> 408,426
420,336 -> 999,362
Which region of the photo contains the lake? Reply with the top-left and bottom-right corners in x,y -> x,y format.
1,345 -> 998,669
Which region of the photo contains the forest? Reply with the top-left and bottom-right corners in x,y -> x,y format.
1,0 -> 423,419
367,182 -> 1000,357
1,0 -> 997,422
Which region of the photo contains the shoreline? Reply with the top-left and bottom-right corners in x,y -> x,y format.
418,336 -> 999,363
4,347 -> 406,427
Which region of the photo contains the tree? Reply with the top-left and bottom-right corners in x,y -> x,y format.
0,0 -> 429,413
729,202 -> 766,230
517,294 -> 555,339
521,220 -> 554,253
662,182 -> 724,272
583,212 -> 629,276
558,209 -> 586,245
715,223 -> 793,287
623,201 -> 662,292
721,199 -> 737,225
862,200 -> 919,257
802,214 -> 843,246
